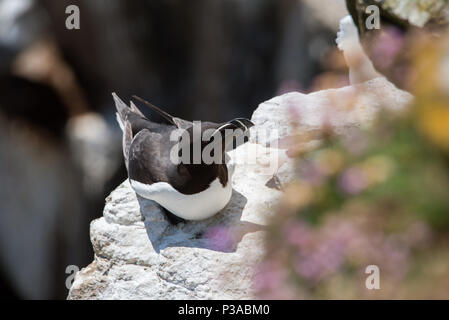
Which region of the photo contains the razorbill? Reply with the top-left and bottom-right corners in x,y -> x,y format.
113,93 -> 253,224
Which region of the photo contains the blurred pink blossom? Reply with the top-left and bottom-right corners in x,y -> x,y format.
294,238 -> 346,282
284,222 -> 312,247
299,160 -> 326,186
371,27 -> 405,70
253,261 -> 296,299
338,167 -> 369,195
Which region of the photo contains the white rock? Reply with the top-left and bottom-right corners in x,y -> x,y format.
336,15 -> 383,85
69,76 -> 413,300
68,142 -> 283,300
251,77 -> 413,147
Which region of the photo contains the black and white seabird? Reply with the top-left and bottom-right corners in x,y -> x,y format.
113,93 -> 254,223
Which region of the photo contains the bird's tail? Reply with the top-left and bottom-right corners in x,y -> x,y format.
112,92 -> 130,132
112,92 -> 146,131
112,93 -> 144,170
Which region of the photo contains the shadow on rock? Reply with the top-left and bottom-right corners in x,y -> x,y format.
137,189 -> 265,253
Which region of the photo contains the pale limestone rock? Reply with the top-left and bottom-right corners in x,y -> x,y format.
251,77 -> 413,147
69,75 -> 413,300
68,142 -> 283,300
336,15 -> 383,85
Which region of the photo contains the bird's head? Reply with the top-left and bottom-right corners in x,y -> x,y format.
174,118 -> 254,168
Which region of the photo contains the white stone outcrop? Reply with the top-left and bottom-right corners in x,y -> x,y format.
68,141 -> 283,300
68,76 -> 412,300
251,77 -> 413,146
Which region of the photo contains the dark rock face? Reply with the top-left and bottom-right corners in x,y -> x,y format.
0,75 -> 69,139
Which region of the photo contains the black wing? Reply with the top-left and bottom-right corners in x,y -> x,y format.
113,93 -> 178,169
132,95 -> 192,129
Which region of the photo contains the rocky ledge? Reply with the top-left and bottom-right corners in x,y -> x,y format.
68,77 -> 412,300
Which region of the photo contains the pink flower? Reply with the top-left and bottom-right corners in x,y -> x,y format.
284,222 -> 312,247
253,261 -> 296,299
294,239 -> 346,283
371,27 -> 405,70
300,160 -> 326,186
338,167 -> 369,195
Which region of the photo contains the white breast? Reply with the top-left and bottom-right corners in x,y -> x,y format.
130,163 -> 235,221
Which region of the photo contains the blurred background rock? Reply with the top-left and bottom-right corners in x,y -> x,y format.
0,0 -> 348,299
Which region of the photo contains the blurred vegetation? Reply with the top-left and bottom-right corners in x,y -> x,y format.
346,0 -> 449,90
256,31 -> 449,299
